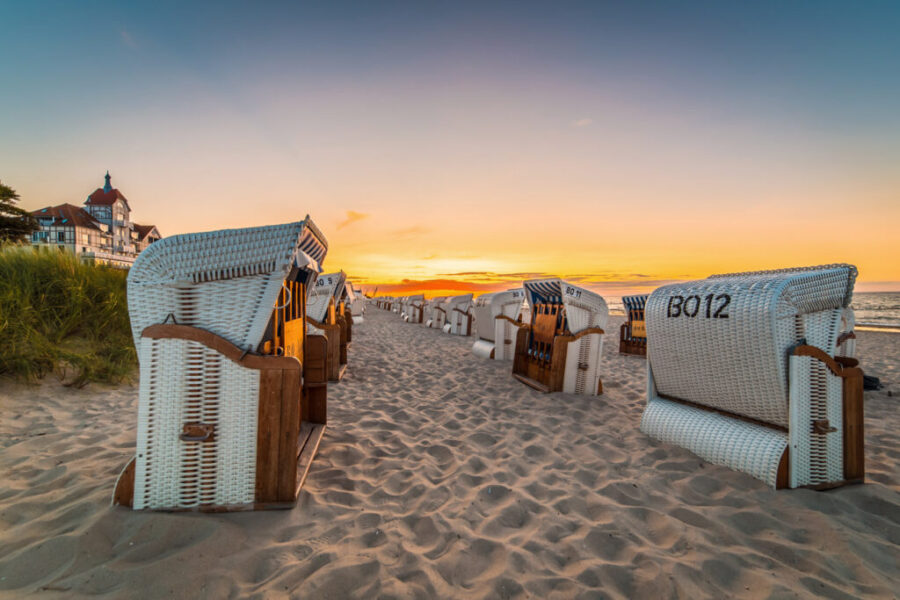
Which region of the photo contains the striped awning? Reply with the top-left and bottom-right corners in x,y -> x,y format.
622,294 -> 648,314
523,278 -> 563,305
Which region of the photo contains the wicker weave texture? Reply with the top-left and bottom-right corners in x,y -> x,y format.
128,220 -> 327,351
133,338 -> 260,510
789,355 -> 844,487
645,265 -> 854,428
640,397 -> 787,487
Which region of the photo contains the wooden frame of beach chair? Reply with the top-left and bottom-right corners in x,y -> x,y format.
307,271 -> 349,382
639,264 -> 865,490
619,294 -> 648,356
511,279 -> 609,395
113,218 -> 329,511
442,293 -> 474,335
472,289 -> 526,360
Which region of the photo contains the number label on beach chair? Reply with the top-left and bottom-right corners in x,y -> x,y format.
666,294 -> 730,319
564,286 -> 582,299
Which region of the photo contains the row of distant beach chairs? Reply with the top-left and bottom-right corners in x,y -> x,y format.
378,268 -> 863,491
111,220 -> 866,513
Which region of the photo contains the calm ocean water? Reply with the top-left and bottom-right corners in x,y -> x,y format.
607,291 -> 900,328
850,292 -> 900,328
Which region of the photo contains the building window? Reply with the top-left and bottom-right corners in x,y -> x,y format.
82,233 -> 89,245
57,231 -> 66,242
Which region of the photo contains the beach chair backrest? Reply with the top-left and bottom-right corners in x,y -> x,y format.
307,271 -> 346,323
472,289 -> 524,341
127,218 -> 327,352
646,264 -> 856,428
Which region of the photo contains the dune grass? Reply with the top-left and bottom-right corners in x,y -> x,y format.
0,244 -> 136,386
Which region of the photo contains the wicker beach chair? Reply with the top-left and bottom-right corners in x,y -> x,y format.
472,289 -> 527,360
426,296 -> 449,329
402,294 -> 426,324
512,279 -> 609,395
307,271 -> 349,382
442,294 -> 474,335
619,294 -> 648,356
113,219 -> 329,511
345,283 -> 365,324
640,264 -> 865,489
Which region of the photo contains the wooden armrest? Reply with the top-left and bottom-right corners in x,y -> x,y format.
308,318 -> 340,331
495,315 -> 523,326
792,344 -> 852,378
142,324 -> 301,370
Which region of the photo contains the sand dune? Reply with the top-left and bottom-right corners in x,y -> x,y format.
1,309 -> 898,598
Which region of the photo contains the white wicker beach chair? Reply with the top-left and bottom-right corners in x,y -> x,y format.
426,296 -> 449,329
472,289 -> 526,360
402,294 -> 425,323
512,279 -> 609,395
343,282 -> 364,325
307,271 -> 349,381
640,264 -> 865,489
442,293 -> 474,335
114,218 -> 329,511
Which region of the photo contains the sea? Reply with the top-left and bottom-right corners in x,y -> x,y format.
606,292 -> 900,329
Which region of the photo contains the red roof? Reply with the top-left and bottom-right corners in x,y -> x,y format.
85,187 -> 130,210
31,204 -> 105,231
133,223 -> 160,240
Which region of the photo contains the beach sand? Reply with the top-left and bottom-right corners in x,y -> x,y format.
1,309 -> 898,599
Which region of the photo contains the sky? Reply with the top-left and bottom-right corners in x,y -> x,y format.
2,0 -> 899,297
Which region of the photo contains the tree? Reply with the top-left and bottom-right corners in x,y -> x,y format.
0,180 -> 38,242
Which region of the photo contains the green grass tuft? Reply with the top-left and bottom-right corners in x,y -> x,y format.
0,244 -> 136,386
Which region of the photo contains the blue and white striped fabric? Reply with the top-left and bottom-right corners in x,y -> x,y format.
622,294 -> 648,316
523,279 -> 563,306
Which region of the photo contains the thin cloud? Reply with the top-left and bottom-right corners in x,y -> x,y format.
338,210 -> 369,230
573,118 -> 593,127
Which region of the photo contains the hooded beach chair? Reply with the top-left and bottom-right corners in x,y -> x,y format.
426,296 -> 449,329
307,271 -> 349,381
346,283 -> 365,324
640,264 -> 865,489
402,294 -> 425,324
619,294 -> 649,356
442,293 -> 474,335
472,289 -> 527,360
511,279 -> 609,395
113,219 -> 329,511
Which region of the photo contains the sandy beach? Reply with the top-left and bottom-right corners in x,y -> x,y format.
1,308 -> 898,599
